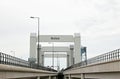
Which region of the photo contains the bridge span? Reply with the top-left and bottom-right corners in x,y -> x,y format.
0,64 -> 57,79
0,48 -> 120,79
64,58 -> 120,79
64,48 -> 120,79
0,52 -> 57,79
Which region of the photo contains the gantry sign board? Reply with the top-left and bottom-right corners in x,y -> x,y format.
30,33 -> 81,67
39,35 -> 74,42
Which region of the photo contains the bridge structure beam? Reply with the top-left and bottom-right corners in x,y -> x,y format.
39,46 -> 74,67
29,33 -> 81,67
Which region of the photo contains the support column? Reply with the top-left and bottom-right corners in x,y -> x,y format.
52,76 -> 57,79
70,45 -> 74,66
68,74 -> 71,79
30,33 -> 37,59
42,54 -> 44,66
68,51 -> 71,67
39,45 -> 41,65
40,51 -> 44,66
49,76 -> 51,79
64,75 -> 66,79
74,33 -> 81,64
37,76 -> 40,79
81,73 -> 84,79
67,54 -> 69,67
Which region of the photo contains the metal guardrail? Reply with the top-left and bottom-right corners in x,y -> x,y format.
65,48 -> 120,70
0,52 -> 57,72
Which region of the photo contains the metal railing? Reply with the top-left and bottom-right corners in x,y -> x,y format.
0,52 -> 57,72
65,48 -> 120,70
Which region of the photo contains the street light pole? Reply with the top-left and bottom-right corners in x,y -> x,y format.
30,16 -> 40,66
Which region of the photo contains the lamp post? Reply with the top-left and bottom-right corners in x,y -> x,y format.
30,16 -> 40,66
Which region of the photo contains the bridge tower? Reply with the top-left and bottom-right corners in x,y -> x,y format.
29,33 -> 81,67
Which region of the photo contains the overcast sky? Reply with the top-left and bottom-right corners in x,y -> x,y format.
0,0 -> 120,68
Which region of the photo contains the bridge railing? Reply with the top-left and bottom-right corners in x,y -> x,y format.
87,48 -> 120,65
0,52 -> 29,67
0,52 -> 57,72
65,48 -> 120,70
